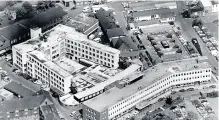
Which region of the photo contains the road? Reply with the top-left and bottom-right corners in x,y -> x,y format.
0,59 -> 77,120
176,1 -> 218,76
0,59 -> 40,92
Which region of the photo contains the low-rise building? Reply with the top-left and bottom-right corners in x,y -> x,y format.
132,8 -> 175,23
65,15 -> 99,36
83,57 -> 212,120
0,90 -> 61,120
92,4 -> 109,13
0,88 -> 13,101
200,0 -> 219,13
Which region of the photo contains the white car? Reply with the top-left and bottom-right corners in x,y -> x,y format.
34,80 -> 42,85
70,111 -> 77,117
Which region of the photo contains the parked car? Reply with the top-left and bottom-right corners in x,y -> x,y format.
209,85 -> 216,88
179,89 -> 185,92
187,88 -> 194,91
70,111 -> 77,117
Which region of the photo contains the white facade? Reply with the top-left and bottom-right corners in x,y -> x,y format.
212,4 -> 219,12
134,15 -> 152,22
83,58 -> 212,120
12,47 -> 28,73
65,37 -> 120,69
12,24 -> 120,94
26,54 -> 72,94
92,5 -> 109,13
160,17 -> 175,23
107,68 -> 211,119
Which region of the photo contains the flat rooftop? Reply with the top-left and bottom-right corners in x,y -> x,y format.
56,57 -> 85,74
84,57 -> 211,112
14,24 -> 119,54
75,64 -> 141,99
0,88 -> 13,98
28,50 -> 49,63
4,81 -> 35,98
44,61 -> 72,78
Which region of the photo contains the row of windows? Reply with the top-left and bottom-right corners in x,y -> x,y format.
66,40 -> 115,59
109,73 -> 211,114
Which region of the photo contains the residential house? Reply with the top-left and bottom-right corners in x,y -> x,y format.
0,90 -> 61,120
0,7 -> 67,55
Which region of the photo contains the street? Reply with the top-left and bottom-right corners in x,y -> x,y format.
176,1 -> 218,75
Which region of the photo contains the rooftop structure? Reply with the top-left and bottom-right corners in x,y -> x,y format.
84,58 -> 211,112
75,64 -> 141,100
56,57 -> 85,74
4,81 -> 35,98
0,88 -> 13,101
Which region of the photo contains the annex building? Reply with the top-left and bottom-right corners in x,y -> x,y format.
83,57 -> 212,120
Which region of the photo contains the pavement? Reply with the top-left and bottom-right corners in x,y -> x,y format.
175,1 -> 218,76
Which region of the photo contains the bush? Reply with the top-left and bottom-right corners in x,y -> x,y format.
207,91 -> 218,98
165,96 -> 173,105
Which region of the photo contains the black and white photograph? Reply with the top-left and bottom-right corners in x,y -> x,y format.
0,0 -> 218,120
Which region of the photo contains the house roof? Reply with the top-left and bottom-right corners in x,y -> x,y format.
4,81 -> 35,97
133,8 -> 174,18
0,24 -> 28,41
95,8 -> 117,31
19,7 -> 67,28
0,90 -> 60,120
110,36 -> 138,51
107,28 -> 125,38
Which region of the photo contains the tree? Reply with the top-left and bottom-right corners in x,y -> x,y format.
151,40 -> 157,46
16,7 -> 27,19
170,39 -> 175,43
169,21 -> 174,25
73,0 -> 76,6
157,51 -> 164,57
22,1 -> 33,12
176,48 -> 182,53
165,96 -> 173,105
148,35 -> 154,41
192,19 -> 203,27
173,45 -> 179,48
166,33 -> 172,38
70,82 -> 77,94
